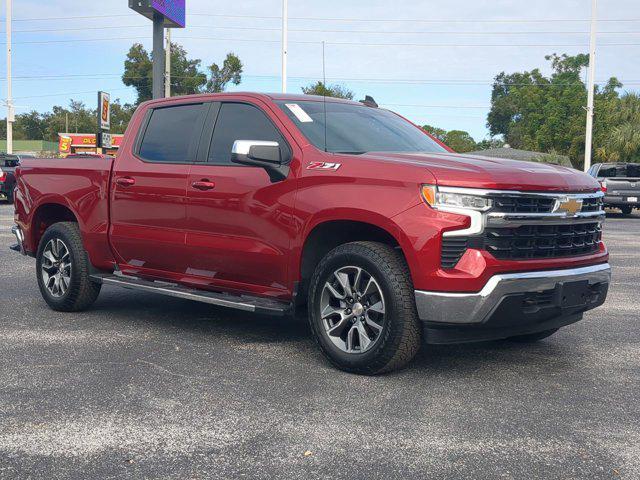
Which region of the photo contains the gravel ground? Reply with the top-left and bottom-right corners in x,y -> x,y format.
0,203 -> 638,479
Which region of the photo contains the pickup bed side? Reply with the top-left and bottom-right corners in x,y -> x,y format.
14,156 -> 116,271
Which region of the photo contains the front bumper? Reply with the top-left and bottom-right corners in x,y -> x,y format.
415,263 -> 611,343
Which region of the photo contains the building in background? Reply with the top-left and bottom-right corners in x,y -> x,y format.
58,133 -> 123,157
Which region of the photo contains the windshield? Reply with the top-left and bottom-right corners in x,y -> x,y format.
276,100 -> 446,154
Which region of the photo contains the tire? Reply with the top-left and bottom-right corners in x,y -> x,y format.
308,241 -> 421,375
506,328 -> 558,343
36,222 -> 101,312
621,206 -> 633,215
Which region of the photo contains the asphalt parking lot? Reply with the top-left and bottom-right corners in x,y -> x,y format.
0,202 -> 638,479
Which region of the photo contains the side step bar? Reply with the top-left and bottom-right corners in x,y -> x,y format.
90,274 -> 291,316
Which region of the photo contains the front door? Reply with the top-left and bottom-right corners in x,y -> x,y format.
110,102 -> 208,276
185,100 -> 298,297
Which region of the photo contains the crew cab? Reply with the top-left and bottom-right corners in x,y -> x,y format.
588,162 -> 640,215
10,93 -> 611,374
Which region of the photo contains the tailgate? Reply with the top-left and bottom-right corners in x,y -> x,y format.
605,178 -> 640,196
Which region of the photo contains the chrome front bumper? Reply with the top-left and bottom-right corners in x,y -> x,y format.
415,263 -> 611,325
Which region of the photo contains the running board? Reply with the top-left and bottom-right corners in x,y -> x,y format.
90,274 -> 291,316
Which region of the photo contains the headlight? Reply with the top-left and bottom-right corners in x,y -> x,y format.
421,185 -> 492,211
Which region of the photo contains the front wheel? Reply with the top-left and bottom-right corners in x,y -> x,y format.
36,222 -> 101,312
308,241 -> 421,375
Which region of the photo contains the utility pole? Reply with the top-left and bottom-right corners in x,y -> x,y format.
584,0 -> 597,172
152,12 -> 165,99
5,0 -> 13,154
281,0 -> 288,93
165,28 -> 171,98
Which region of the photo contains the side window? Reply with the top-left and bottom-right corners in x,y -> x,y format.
208,103 -> 287,165
138,103 -> 206,162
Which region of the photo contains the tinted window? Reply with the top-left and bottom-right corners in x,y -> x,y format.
599,164 -> 640,178
208,103 -> 286,165
139,104 -> 205,162
276,100 -> 447,154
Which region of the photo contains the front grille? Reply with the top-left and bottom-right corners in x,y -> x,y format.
581,196 -> 604,212
441,237 -> 468,268
491,194 -> 604,214
492,196 -> 556,214
485,222 -> 602,260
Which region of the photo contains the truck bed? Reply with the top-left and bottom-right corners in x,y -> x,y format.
14,156 -> 115,269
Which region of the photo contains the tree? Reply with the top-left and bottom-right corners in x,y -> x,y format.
302,81 -> 354,100
444,130 -> 477,153
421,125 -> 478,152
205,53 -> 243,93
422,124 -> 447,142
123,43 -> 241,103
486,53 -> 622,167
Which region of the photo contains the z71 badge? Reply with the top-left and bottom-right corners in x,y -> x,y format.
307,162 -> 341,171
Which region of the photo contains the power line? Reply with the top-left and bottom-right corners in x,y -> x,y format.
3,24 -> 640,35
2,13 -> 640,24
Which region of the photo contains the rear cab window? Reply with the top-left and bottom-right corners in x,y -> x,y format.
599,164 -> 640,178
138,103 -> 207,163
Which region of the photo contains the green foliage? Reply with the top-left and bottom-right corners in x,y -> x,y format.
443,130 -> 477,153
301,82 -> 354,100
422,124 -> 447,142
486,53 -> 629,167
206,53 -> 243,93
421,124 -> 482,152
122,43 -> 239,103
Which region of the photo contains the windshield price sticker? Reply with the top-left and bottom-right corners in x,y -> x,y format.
286,103 -> 314,123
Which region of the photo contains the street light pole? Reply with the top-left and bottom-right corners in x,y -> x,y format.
281,0 -> 288,93
584,0 -> 597,172
5,0 -> 13,154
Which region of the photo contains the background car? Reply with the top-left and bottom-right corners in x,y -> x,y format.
588,162 -> 640,215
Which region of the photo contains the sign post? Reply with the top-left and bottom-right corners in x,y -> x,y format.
96,91 -> 111,153
129,1 -> 186,99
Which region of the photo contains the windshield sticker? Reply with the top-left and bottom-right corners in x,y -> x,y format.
285,103 -> 314,123
307,162 -> 341,171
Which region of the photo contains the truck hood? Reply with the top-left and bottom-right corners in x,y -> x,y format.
356,151 -> 600,192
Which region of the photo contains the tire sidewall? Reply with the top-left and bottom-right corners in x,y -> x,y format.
308,247 -> 407,372
36,224 -> 80,309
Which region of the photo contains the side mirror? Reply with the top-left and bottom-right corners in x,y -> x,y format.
231,140 -> 290,182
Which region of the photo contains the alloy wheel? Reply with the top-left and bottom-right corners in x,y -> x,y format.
41,238 -> 72,298
320,266 -> 386,354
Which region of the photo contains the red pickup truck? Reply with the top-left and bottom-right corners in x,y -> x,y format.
10,93 -> 611,374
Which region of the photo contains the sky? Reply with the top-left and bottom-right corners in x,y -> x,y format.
1,0 -> 639,141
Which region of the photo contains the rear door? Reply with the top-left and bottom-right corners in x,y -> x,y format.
110,101 -> 208,276
184,100 -> 298,296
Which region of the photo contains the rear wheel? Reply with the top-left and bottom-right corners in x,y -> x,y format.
506,328 -> 558,343
621,205 -> 633,215
36,222 -> 101,312
308,241 -> 421,375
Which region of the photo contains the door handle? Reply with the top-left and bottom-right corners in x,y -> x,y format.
115,176 -> 135,187
192,180 -> 216,191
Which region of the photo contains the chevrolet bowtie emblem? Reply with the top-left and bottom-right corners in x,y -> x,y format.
555,197 -> 583,216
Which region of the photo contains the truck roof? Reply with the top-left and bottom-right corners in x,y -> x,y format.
141,92 -> 361,107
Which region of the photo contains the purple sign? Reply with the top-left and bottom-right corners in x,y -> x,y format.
129,0 -> 186,28
152,0 -> 185,28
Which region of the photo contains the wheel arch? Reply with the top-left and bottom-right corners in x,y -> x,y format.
30,200 -> 79,254
295,211 -> 415,303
